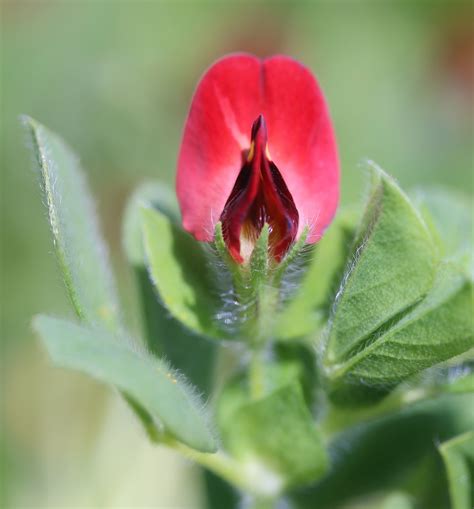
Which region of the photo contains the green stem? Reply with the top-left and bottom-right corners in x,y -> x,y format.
162,435 -> 283,499
249,348 -> 266,400
243,286 -> 279,346
246,286 -> 279,400
162,435 -> 249,491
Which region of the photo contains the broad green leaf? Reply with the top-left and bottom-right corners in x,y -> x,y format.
439,431 -> 474,509
141,206 -> 226,340
217,360 -> 308,435
291,393 -> 474,509
276,209 -> 358,340
325,262 -> 474,403
24,116 -> 121,331
33,315 -> 216,452
221,383 -> 328,488
123,182 -> 216,395
325,165 -> 437,365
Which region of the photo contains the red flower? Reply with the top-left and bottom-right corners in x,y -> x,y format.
177,54 -> 339,263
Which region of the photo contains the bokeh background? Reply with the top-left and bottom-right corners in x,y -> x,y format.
1,1 -> 473,507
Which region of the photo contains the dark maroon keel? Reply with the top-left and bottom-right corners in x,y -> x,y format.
220,115 -> 299,263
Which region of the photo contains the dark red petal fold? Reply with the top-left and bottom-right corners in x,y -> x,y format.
220,115 -> 299,263
177,53 -> 339,246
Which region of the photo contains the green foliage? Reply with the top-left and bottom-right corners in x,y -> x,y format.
26,118 -> 473,507
322,167 -> 473,404
291,393 -> 474,509
439,431 -> 474,509
33,315 -> 216,453
25,120 -> 216,454
142,206 -> 226,340
122,182 -> 216,395
222,383 -> 327,489
249,224 -> 270,292
24,116 -> 121,331
216,357 -> 326,490
325,165 -> 438,365
123,180 -> 180,267
325,261 -> 473,403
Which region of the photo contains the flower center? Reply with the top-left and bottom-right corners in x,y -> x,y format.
220,114 -> 299,263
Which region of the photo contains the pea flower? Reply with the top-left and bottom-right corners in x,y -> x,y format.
177,54 -> 339,263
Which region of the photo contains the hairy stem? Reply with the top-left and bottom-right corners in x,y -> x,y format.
163,435 -> 248,491
163,435 -> 282,499
249,348 -> 266,400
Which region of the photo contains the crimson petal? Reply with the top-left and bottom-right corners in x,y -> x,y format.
177,53 -> 339,249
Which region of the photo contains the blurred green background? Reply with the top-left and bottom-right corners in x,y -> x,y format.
1,1 -> 472,507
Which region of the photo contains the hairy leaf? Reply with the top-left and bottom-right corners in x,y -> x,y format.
141,206 -> 226,340
222,383 -> 328,489
123,180 -> 180,267
325,262 -> 473,403
291,393 -> 474,509
325,165 -> 438,365
24,116 -> 121,331
123,182 -> 216,395
33,315 -> 216,452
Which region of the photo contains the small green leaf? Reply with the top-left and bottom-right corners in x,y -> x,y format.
325,164 -> 438,365
142,206 -> 226,339
24,116 -> 121,331
249,224 -> 270,292
122,182 -> 216,394
272,226 -> 309,288
122,180 -> 180,267
439,431 -> 474,509
33,315 -> 217,453
325,261 -> 473,403
221,383 -> 328,488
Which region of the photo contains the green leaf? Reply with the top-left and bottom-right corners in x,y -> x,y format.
324,165 -> 438,366
221,383 -> 328,489
276,209 -> 358,340
325,261 -> 474,403
291,393 -> 474,509
122,180 -> 180,267
122,182 -> 216,395
439,431 -> 474,509
33,315 -> 217,453
141,206 -> 227,340
24,116 -> 121,331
